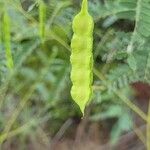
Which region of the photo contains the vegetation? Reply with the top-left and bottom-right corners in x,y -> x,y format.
0,0 -> 150,149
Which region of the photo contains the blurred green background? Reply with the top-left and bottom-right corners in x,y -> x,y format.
0,0 -> 149,149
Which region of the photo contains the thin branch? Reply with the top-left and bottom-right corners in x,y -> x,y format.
93,67 -> 147,122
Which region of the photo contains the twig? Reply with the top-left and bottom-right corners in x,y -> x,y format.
147,100 -> 150,150
51,118 -> 73,149
93,68 -> 147,122
133,124 -> 146,145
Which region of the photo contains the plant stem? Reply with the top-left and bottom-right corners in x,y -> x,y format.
3,11 -> 14,70
93,68 -> 147,122
39,0 -> 46,42
134,124 -> 146,146
147,100 -> 150,150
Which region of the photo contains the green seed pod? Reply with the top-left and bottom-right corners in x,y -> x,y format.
70,0 -> 94,114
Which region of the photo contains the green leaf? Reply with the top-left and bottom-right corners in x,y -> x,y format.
127,54 -> 137,71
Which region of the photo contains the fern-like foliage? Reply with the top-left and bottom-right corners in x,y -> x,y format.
135,0 -> 150,37
95,0 -> 150,90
